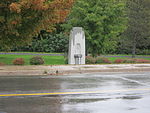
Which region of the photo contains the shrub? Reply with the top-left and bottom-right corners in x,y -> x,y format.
85,56 -> 96,64
123,59 -> 136,63
12,32 -> 69,53
134,59 -> 150,63
114,58 -> 150,64
64,57 -> 68,64
96,57 -> 111,64
12,58 -> 25,65
114,59 -> 125,63
30,56 -> 44,65
0,62 -> 5,66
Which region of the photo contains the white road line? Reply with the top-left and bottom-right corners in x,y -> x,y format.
116,76 -> 150,86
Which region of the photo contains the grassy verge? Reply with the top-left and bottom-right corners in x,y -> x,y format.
0,54 -> 65,65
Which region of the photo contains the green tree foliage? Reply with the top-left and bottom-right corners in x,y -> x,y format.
63,0 -> 127,56
0,0 -> 74,50
12,30 -> 68,52
122,0 -> 150,57
31,32 -> 68,53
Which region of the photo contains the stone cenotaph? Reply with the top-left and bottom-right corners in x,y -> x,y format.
68,27 -> 85,64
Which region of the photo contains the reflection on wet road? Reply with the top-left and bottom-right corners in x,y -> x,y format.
0,72 -> 150,113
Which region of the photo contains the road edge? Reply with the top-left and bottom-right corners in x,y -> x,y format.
0,64 -> 150,76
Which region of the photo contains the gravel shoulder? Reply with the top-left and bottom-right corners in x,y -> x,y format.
0,64 -> 150,76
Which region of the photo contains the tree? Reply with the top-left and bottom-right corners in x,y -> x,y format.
12,31 -> 68,53
0,0 -> 74,50
63,0 -> 127,56
125,0 -> 150,57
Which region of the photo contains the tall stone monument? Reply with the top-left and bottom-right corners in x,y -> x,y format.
68,27 -> 85,64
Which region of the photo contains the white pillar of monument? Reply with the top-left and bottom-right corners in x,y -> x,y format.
68,27 -> 85,64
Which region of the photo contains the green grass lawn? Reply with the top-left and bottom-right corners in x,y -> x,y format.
0,54 -> 65,65
0,52 -> 150,65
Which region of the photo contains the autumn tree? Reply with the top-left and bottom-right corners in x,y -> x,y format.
0,0 -> 74,50
63,0 -> 127,56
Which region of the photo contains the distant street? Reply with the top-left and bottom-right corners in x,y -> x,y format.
0,72 -> 150,113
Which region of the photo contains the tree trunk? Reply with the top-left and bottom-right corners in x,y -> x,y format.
132,34 -> 137,58
132,43 -> 136,58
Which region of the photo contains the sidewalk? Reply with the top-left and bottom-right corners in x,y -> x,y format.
0,64 -> 150,76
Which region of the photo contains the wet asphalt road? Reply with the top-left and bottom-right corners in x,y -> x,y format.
0,72 -> 150,113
